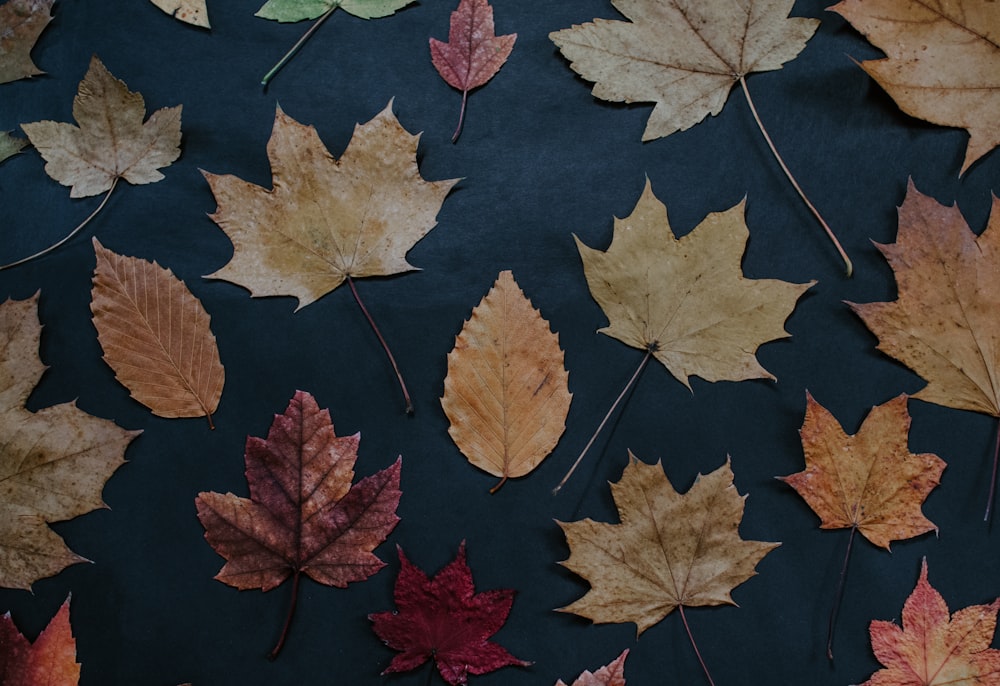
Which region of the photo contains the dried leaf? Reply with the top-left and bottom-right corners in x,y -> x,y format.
196,390 -> 401,656
558,456 -> 779,634
0,598 -> 79,685
0,131 -> 27,163
90,238 -> 225,427
556,650 -> 629,686
549,0 -> 817,141
430,0 -> 516,141
369,542 -> 530,685
150,0 -> 210,27
849,181 -> 1000,418
203,101 -> 458,310
576,179 -> 814,389
256,0 -> 414,22
0,0 -> 53,84
780,393 -> 944,549
860,559 -> 1000,685
831,0 -> 1000,174
442,270 -> 571,492
0,294 -> 139,590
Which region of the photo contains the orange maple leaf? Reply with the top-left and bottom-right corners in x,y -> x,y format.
0,598 -> 79,685
861,559 -> 1000,685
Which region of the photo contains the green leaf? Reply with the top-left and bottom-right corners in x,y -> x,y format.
0,132 -> 27,164
256,0 -> 412,22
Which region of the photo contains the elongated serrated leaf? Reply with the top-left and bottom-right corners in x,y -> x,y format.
256,0 -> 413,22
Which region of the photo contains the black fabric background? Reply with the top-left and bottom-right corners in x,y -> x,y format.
1,1 -> 999,684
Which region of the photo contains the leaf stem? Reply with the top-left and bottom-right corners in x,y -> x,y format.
268,569 -> 300,660
261,6 -> 338,87
552,349 -> 651,494
0,177 -> 118,271
984,417 -> 1000,523
826,523 -> 857,661
346,275 -> 414,415
452,89 -> 468,143
678,605 -> 717,686
738,76 -> 852,277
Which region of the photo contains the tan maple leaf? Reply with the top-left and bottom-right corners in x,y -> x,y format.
203,100 -> 459,310
150,0 -> 209,27
558,455 -> 779,635
831,0 -> 1000,174
781,393 -> 944,549
576,179 -> 814,389
0,294 -> 140,590
441,270 -> 572,492
0,0 -> 54,84
90,238 -> 225,427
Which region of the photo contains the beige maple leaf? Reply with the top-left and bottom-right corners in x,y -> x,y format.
0,0 -> 54,84
202,101 -> 459,310
558,456 -> 779,634
0,294 -> 140,590
150,0 -> 209,27
442,270 -> 572,492
831,0 -> 1000,174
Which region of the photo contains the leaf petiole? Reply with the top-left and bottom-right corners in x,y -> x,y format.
826,523 -> 857,661
678,604 -> 717,686
261,5 -> 338,86
268,569 -> 300,660
984,417 -> 1000,524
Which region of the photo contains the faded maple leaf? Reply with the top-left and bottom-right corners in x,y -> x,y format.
0,0 -> 53,84
441,270 -> 572,492
860,559 -> 1000,685
203,101 -> 458,412
369,542 -> 530,685
90,238 -> 225,428
0,294 -> 139,590
150,0 -> 209,27
430,0 -> 516,142
831,0 -> 1000,175
0,598 -> 79,684
556,650 -> 629,686
196,390 -> 401,658
0,131 -> 27,163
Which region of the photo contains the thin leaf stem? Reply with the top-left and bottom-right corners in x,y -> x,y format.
985,417 -> 1000,523
261,6 -> 338,87
826,523 -> 858,661
346,275 -> 414,415
0,177 -> 118,271
268,569 -> 300,660
452,89 -> 468,143
553,349 -> 651,494
678,605 -> 717,686
738,76 -> 852,277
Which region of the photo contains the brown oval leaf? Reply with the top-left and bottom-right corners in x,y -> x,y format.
442,270 -> 571,492
90,238 -> 224,427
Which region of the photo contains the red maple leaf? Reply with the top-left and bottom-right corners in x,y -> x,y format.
429,0 -> 516,142
196,390 -> 402,658
861,559 -> 1000,685
369,542 -> 530,684
0,598 -> 79,685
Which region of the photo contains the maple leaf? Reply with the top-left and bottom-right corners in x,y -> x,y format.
149,0 -> 210,27
441,270 -> 572,492
196,390 -> 401,658
830,0 -> 1000,175
860,559 -> 1000,685
0,294 -> 139,590
0,598 -> 79,684
369,542 -> 530,685
556,650 -> 629,686
90,238 -> 225,428
0,0 -> 53,84
430,0 -> 516,142
781,392 -> 944,549
0,131 -> 27,163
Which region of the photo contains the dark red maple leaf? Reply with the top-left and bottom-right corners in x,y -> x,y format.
196,390 -> 402,658
430,0 -> 516,142
0,597 -> 80,685
369,542 -> 530,684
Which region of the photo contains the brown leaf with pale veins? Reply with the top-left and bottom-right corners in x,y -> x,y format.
831,0 -> 1000,174
558,456 -> 779,634
549,0 -> 817,141
0,0 -> 54,84
576,179 -> 814,389
203,101 -> 459,310
90,238 -> 224,427
21,56 -> 182,198
556,650 -> 629,686
0,294 -> 139,590
150,0 -> 209,27
442,270 -> 571,492
780,392 -> 944,549
849,181 -> 1000,418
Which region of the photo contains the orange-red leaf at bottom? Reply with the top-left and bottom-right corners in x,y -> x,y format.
0,598 -> 79,685
862,559 -> 1000,685
556,650 -> 628,686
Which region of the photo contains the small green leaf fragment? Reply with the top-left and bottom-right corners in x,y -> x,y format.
0,131 -> 27,163
256,0 -> 339,22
